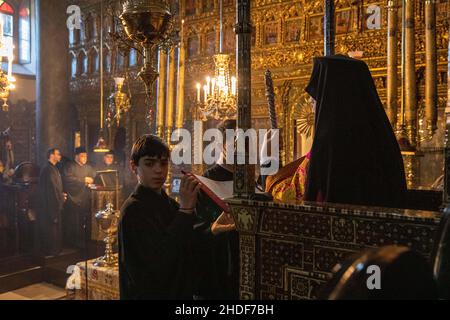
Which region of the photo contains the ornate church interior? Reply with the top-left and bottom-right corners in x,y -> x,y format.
0,0 -> 450,302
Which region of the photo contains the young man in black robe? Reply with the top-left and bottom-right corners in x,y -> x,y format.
62,147 -> 96,248
38,148 -> 67,256
118,134 -> 234,300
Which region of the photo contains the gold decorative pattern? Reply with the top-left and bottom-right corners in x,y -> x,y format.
294,93 -> 315,138
69,0 -> 449,186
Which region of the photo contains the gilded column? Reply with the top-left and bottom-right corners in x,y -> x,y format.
425,0 -> 438,137
443,33 -> 450,205
404,0 -> 417,146
387,0 -> 398,127
234,0 -> 255,198
166,48 -> 177,144
175,20 -> 186,130
156,49 -> 167,138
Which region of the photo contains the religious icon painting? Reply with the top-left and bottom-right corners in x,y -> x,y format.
205,31 -> 216,55
335,10 -> 352,34
308,15 -> 323,40
188,36 -> 200,58
185,0 -> 196,16
285,19 -> 301,43
202,0 -> 214,13
223,27 -> 235,53
264,22 -> 278,45
437,1 -> 448,22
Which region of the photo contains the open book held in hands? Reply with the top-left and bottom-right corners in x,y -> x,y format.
182,171 -> 233,213
182,171 -> 264,214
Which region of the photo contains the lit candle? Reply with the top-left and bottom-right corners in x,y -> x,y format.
206,76 -> 211,95
231,76 -> 237,95
211,78 -> 216,95
196,83 -> 201,102
203,85 -> 208,103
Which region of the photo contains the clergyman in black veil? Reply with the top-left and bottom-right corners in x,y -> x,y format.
265,55 -> 407,209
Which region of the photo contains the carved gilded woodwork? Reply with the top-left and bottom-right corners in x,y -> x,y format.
181,0 -> 449,185
68,0 -> 449,186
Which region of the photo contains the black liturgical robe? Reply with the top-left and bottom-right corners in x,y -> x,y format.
62,161 -> 95,248
195,164 -> 240,300
38,162 -> 65,256
118,185 -> 197,300
304,55 -> 406,208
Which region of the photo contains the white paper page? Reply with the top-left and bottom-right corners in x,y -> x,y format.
194,174 -> 264,199
194,175 -> 234,200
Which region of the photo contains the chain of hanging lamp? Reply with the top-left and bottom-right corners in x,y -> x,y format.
94,0 -> 110,152
195,0 -> 237,121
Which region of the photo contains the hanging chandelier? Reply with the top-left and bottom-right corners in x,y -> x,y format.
196,54 -> 237,121
195,0 -> 236,121
0,17 -> 16,112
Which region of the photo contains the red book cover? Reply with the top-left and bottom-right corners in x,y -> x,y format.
182,171 -> 232,213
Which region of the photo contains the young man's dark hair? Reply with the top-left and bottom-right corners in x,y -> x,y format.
74,146 -> 87,155
130,134 -> 170,165
47,148 -> 59,160
105,150 -> 115,156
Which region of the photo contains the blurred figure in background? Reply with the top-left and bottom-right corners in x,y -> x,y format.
38,148 -> 67,256
62,147 -> 95,248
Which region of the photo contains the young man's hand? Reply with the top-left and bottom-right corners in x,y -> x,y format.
211,212 -> 236,235
179,175 -> 201,214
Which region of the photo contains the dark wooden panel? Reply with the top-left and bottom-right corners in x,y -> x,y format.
228,199 -> 442,300
405,189 -> 442,212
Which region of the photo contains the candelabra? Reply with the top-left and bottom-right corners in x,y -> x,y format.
196,53 -> 237,121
